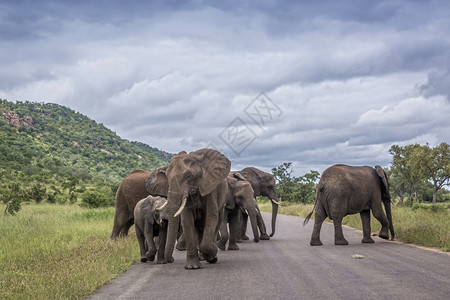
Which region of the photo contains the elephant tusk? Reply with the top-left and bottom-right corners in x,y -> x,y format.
245,209 -> 249,215
271,198 -> 281,205
156,199 -> 168,211
174,197 -> 187,217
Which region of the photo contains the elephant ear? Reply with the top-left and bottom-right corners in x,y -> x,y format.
145,166 -> 169,197
375,165 -> 391,200
191,148 -> 231,196
232,172 -> 247,181
140,197 -> 155,224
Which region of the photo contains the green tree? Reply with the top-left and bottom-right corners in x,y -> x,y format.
410,143 -> 450,204
1,182 -> 26,215
29,183 -> 46,203
389,144 -> 423,203
272,163 -> 319,203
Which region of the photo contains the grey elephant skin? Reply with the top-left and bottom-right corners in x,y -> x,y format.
134,195 -> 169,264
304,164 -> 395,246
111,170 -> 151,239
218,175 -> 260,251
146,149 -> 231,269
236,167 -> 280,239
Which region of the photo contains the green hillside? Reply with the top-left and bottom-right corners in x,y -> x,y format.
0,99 -> 172,207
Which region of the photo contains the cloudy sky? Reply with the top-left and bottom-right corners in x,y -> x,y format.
1,0 -> 449,175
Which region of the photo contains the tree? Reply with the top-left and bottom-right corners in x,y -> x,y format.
272,163 -> 319,203
29,183 -> 46,203
410,143 -> 450,204
1,182 -> 26,215
389,144 -> 423,203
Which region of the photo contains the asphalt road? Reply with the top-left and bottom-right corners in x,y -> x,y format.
88,212 -> 450,300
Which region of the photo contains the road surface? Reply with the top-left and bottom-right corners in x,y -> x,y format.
88,212 -> 450,299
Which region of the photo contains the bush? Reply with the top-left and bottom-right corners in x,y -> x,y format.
81,191 -> 114,208
412,202 -> 449,213
1,182 -> 27,215
29,183 -> 46,203
4,199 -> 21,216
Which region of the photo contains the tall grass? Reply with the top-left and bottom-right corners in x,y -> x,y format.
260,202 -> 450,251
0,203 -> 138,300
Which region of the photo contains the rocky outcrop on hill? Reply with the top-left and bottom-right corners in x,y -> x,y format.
0,109 -> 33,128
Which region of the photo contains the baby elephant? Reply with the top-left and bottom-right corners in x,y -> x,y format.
134,195 -> 169,263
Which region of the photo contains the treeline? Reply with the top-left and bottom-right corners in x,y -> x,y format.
389,143 -> 449,204
271,162 -> 319,204
272,143 -> 450,205
0,99 -> 172,214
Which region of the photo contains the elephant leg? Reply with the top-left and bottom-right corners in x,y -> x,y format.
144,223 -> 156,261
217,218 -> 229,251
332,216 -> 348,245
240,212 -> 249,240
135,226 -> 148,262
360,210 -> 374,243
176,233 -> 186,251
227,209 -> 240,250
182,210 -> 202,269
310,203 -> 326,246
199,193 -> 219,263
371,202 -> 390,240
111,211 -> 124,239
157,226 -> 168,264
120,218 -> 134,237
256,208 -> 270,240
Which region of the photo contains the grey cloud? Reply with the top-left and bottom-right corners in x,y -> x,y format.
1,0 -> 450,175
419,70 -> 450,101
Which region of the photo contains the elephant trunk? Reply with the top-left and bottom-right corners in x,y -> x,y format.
165,195 -> 183,263
246,204 -> 259,243
270,197 -> 279,237
384,200 -> 395,240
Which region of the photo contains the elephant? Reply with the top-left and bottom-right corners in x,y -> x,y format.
304,164 -> 395,246
235,167 -> 281,239
134,195 -> 169,263
149,148 -> 231,269
217,174 -> 260,251
111,170 -> 150,239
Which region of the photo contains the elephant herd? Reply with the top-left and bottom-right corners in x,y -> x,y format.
111,148 -> 394,270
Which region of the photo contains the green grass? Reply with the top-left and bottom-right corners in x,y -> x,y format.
260,202 -> 450,251
0,203 -> 139,300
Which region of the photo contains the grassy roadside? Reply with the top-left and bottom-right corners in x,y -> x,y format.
0,203 -> 139,300
259,202 -> 450,252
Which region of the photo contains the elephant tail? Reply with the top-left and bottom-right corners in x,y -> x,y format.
303,210 -> 313,226
304,185 -> 322,226
303,200 -> 317,226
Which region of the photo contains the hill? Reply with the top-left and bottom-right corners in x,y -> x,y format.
0,99 -> 172,206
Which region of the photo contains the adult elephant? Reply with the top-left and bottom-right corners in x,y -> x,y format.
237,167 -> 281,238
154,149 -> 231,269
111,170 -> 150,239
304,164 -> 395,246
217,175 -> 260,251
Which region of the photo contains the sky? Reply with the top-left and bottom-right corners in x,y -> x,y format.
1,0 -> 449,175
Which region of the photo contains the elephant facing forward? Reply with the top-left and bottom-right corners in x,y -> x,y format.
217,174 -> 260,251
147,149 -> 231,269
304,164 -> 395,246
134,195 -> 169,263
236,167 -> 281,239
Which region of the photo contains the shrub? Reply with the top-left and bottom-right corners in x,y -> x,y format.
81,191 -> 114,208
